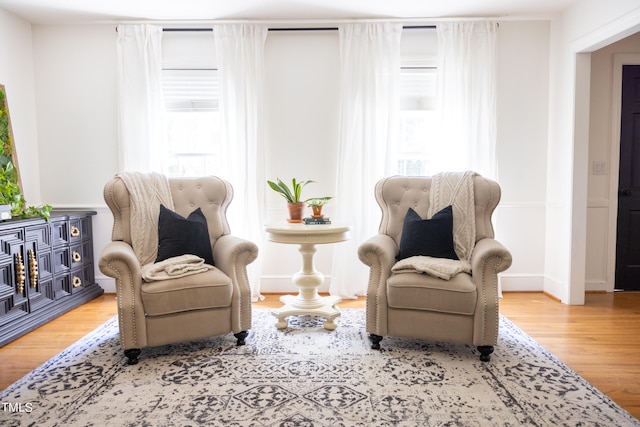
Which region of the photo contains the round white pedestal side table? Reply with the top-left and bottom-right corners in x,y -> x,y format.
265,223 -> 350,330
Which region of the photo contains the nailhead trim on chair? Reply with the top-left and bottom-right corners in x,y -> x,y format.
479,254 -> 504,346
108,258 -> 139,350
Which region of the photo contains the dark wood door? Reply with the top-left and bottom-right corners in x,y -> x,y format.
615,65 -> 640,290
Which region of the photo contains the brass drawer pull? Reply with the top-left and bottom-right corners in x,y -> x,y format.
28,249 -> 38,288
15,253 -> 25,294
70,226 -> 81,237
72,251 -> 82,262
72,276 -> 82,288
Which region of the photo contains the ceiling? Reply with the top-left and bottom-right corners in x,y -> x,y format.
0,0 -> 584,24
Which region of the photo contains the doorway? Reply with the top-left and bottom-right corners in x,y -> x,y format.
615,64 -> 640,290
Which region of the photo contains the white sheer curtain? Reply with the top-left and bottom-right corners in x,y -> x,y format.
116,24 -> 165,172
331,23 -> 403,299
436,21 -> 498,178
214,24 -> 268,301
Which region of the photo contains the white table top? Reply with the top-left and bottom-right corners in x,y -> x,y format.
265,223 -> 351,244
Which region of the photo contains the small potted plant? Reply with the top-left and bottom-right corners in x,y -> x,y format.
306,197 -> 332,218
267,178 -> 315,223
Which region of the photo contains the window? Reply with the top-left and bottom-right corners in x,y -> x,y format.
160,31 -> 220,177
396,29 -> 438,176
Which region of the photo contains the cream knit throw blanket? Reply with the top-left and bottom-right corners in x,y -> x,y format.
428,170 -> 477,261
392,171 -> 477,280
116,172 -> 174,267
141,254 -> 214,282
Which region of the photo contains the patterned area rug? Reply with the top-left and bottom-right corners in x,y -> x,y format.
1,309 -> 638,426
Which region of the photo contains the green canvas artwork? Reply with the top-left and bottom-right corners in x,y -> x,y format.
0,84 -> 51,220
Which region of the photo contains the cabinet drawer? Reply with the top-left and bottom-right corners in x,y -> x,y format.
53,247 -> 70,274
51,220 -> 69,247
68,265 -> 94,294
70,217 -> 92,243
70,242 -> 93,268
53,275 -> 70,299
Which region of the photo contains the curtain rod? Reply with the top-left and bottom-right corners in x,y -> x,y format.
110,16 -> 506,26
159,25 -> 435,32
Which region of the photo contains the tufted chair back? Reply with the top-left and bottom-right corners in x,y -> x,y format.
104,176 -> 233,251
374,175 -> 501,248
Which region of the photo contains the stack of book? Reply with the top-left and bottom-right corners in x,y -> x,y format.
303,217 -> 331,225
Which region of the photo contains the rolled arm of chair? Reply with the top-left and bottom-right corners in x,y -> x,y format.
358,234 -> 398,276
98,241 -> 147,350
470,238 -> 512,276
470,238 -> 513,346
213,235 -> 259,332
358,234 -> 398,335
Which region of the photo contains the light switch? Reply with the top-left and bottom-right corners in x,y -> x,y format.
593,161 -> 608,175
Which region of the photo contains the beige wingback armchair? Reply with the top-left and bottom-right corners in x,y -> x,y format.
358,174 -> 512,361
99,175 -> 258,365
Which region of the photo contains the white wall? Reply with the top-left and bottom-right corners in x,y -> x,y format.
32,25 -> 119,206
2,13 -> 554,295
562,0 -> 640,50
495,21 -> 550,292
262,30 -> 341,292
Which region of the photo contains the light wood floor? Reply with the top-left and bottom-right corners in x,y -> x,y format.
1,292 -> 638,420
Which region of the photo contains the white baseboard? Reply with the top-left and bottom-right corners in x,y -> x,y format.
499,274 -> 544,292
543,276 -> 564,302
96,276 -> 115,293
585,280 -> 611,292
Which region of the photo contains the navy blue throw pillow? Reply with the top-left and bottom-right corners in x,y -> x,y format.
156,204 -> 215,266
396,206 -> 459,261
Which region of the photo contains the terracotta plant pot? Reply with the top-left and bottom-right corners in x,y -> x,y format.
311,205 -> 324,218
287,202 -> 305,223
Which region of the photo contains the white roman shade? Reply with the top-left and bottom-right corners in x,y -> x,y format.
162,69 -> 219,111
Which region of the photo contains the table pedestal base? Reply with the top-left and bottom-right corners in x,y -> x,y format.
272,294 -> 342,330
266,226 -> 350,331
